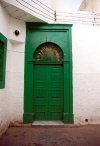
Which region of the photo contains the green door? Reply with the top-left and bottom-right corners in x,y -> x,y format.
33,42 -> 64,120
24,24 -> 73,124
33,62 -> 64,120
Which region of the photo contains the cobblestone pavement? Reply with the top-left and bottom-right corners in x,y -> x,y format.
0,125 -> 100,146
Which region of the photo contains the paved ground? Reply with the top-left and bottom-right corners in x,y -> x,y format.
0,125 -> 100,146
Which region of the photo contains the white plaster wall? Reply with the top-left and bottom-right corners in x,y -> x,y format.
6,41 -> 25,123
0,4 -> 10,136
8,17 -> 25,43
0,4 -> 26,136
0,4 -> 9,37
72,24 -> 100,124
7,17 -> 26,123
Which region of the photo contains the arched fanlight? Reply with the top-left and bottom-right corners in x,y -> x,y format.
34,42 -> 63,61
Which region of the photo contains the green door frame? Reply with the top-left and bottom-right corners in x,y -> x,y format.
24,23 -> 74,124
0,33 -> 7,89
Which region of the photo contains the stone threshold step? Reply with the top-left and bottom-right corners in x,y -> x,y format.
32,121 -> 64,126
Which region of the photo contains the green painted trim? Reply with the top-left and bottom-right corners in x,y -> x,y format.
33,61 -> 63,64
0,33 -> 7,89
26,23 -> 73,30
24,53 -> 33,124
63,27 -> 74,124
24,23 -> 74,124
64,113 -> 74,124
23,113 -> 35,124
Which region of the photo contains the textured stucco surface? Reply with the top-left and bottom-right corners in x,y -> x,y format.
0,4 -> 10,136
0,4 -> 25,136
72,24 -> 100,124
73,74 -> 100,124
0,4 -> 9,37
6,18 -> 26,124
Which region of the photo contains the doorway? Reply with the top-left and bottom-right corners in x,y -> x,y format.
24,23 -> 73,124
33,42 -> 64,120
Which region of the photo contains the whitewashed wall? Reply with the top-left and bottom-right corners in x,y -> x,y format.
73,24 -> 100,124
7,17 -> 26,123
0,4 -> 10,136
0,4 -> 26,136
0,4 -> 9,36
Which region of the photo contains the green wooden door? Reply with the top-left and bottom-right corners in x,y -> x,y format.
24,24 -> 73,124
33,62 -> 64,120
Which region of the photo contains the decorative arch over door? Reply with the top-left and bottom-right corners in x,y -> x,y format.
24,24 -> 73,124
34,42 -> 64,61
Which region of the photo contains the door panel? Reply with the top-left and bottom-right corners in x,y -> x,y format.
33,64 -> 64,120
